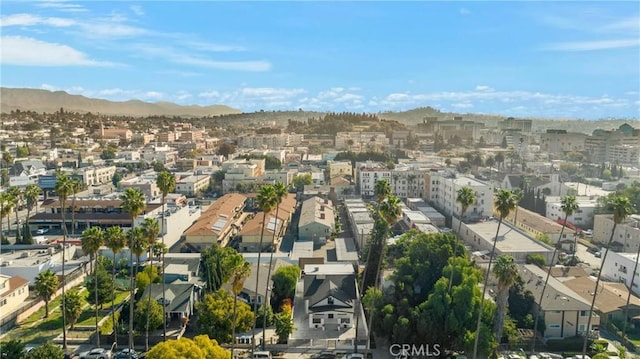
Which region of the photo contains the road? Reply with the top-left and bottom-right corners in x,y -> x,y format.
575,242 -> 602,269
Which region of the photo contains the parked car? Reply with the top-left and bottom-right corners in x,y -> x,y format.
115,349 -> 138,359
594,251 -> 602,258
78,348 -> 113,359
587,246 -> 600,254
252,352 -> 272,359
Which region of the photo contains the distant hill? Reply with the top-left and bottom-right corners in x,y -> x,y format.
0,87 -> 241,117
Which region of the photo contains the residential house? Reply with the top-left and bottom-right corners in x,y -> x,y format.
223,258 -> 289,306
0,274 -> 29,321
183,193 -> 247,251
142,283 -> 202,327
520,264 -> 599,339
298,197 -> 335,245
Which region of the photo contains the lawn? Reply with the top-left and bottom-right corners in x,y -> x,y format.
2,289 -> 129,345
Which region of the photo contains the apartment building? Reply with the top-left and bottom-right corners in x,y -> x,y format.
504,206 -> 577,248
540,130 -> 588,154
238,194 -> 296,252
335,132 -> 389,151
175,174 -> 211,196
183,193 -> 247,251
298,196 -> 335,245
427,172 -> 493,220
355,161 -> 392,197
237,133 -> 303,149
586,124 -> 639,164
546,196 -> 598,229
593,214 -> 640,253
120,176 -> 161,198
0,275 -> 29,322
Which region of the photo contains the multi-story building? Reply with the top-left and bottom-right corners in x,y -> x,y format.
607,144 -> 640,166
327,160 -> 353,180
179,131 -> 204,142
419,116 -> 485,142
390,168 -> 429,199
355,161 -> 392,197
298,196 -> 335,245
427,172 -> 493,220
593,214 -> 640,253
183,193 -> 247,251
221,159 -> 267,193
238,194 -> 296,252
585,124 -> 640,164
0,274 -> 29,322
99,127 -> 133,141
499,117 -> 533,133
142,145 -> 179,165
175,174 -> 211,196
546,196 -> 598,229
237,133 -> 302,149
539,130 -> 588,154
120,176 -> 161,198
503,206 -> 577,249
157,132 -> 176,143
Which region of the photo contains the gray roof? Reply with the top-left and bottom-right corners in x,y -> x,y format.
13,160 -> 45,174
303,274 -> 356,312
164,256 -> 200,276
521,264 -> 595,312
142,283 -> 196,314
225,258 -> 289,297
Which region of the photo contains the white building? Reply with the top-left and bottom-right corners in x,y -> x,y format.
335,132 -> 388,151
600,251 -> 640,296
593,214 -> 640,253
546,196 -> 599,229
428,172 -> 493,220
355,161 -> 391,197
175,174 -> 211,197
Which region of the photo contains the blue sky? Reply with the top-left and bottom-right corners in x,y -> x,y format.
1,1 -> 639,119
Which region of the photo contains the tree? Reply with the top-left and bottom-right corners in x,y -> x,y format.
374,178 -> 391,203
25,341 -> 65,359
134,298 -> 163,332
81,226 -> 104,347
228,253 -> 251,359
70,178 -> 82,237
156,170 -> 175,341
121,187 -> 146,351
532,195 -> 579,351
261,181 -> 287,348
251,184 -> 277,352
62,288 -> 84,330
0,339 -> 26,359
216,143 -> 236,157
146,335 -> 228,359
7,186 -> 22,243
473,189 -> 517,359
87,260 -> 113,308
582,196 -> 635,355
54,173 -> 74,349
450,186 -> 476,293
136,265 -> 160,293
274,300 -> 293,343
24,184 -> 41,230
34,270 -> 58,318
104,225 -> 126,345
492,255 -> 519,344
292,173 -> 312,192
141,217 -> 160,351
271,265 -> 301,310
197,290 -> 254,344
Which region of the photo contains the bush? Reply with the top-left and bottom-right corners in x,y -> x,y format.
526,254 -> 546,267
99,310 -> 119,335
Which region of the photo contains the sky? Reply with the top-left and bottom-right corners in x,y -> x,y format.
1,1 -> 639,119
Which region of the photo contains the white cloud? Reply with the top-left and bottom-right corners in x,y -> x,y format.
185,41 -> 246,52
144,91 -> 164,100
1,36 -> 113,66
35,1 -> 87,12
137,45 -> 271,71
475,85 -> 494,92
241,88 -> 305,100
0,13 -> 76,27
459,8 -> 471,15
199,91 -> 221,99
130,5 -> 144,16
542,38 -> 640,51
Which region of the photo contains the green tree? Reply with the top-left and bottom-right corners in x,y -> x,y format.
62,288 -> 84,330
271,265 -> 301,310
374,178 -> 391,203
136,265 -> 160,293
69,178 -> 82,237
141,217 -> 160,351
156,170 -> 175,341
34,270 -> 58,318
146,335 -> 228,359
87,260 -> 113,306
54,173 -> 74,349
24,184 -> 41,230
197,290 -> 254,344
292,173 -> 313,192
120,187 -> 146,351
532,195 -> 579,351
216,143 -> 236,157
0,339 -> 26,359
7,186 -> 22,243
450,186 -> 476,293
25,341 -> 65,359
104,225 -> 126,346
228,253 -> 251,359
81,226 -> 104,347
134,298 -> 163,332
492,255 -> 519,344
274,300 -> 294,343
583,196 -> 635,355
473,189 -> 517,358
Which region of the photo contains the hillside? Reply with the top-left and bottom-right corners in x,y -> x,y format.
0,87 -> 241,117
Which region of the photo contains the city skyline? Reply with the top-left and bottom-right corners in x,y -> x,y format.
1,1 -> 639,119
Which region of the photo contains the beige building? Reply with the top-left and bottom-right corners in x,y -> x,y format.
504,206 -> 576,249
183,193 -> 247,251
100,127 -> 133,141
120,177 -> 161,198
327,160 -> 353,180
593,214 -> 640,253
0,274 -> 29,321
68,165 -> 116,186
238,194 -> 296,252
540,130 -> 588,154
175,174 -> 211,196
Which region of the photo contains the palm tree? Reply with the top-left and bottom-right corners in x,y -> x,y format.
511,188 -> 523,227
55,173 -> 74,349
492,255 -> 519,345
1,192 -> 14,242
229,254 -> 251,359
582,196 -> 635,355
126,227 -> 147,349
473,189 -> 517,359
251,184 -> 277,354
70,178 -> 82,237
0,192 -> 12,244
261,182 -> 288,349
81,226 -> 104,348
156,170 -> 175,341
531,195 -> 579,352
120,188 -> 147,354
34,269 -> 59,318
104,225 -> 126,346
373,179 -> 390,203
449,186 -> 476,293
7,186 -> 22,243
141,217 -> 160,352
24,184 -> 41,229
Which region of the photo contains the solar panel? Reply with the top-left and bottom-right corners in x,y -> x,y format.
211,219 -> 228,231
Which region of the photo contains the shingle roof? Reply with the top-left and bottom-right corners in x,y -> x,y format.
303,274 -> 356,312
142,283 -> 195,314
563,276 -> 640,314
183,193 -> 246,237
521,264 -> 594,312
0,276 -> 29,300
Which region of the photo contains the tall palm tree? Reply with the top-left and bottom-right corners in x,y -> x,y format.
34,269 -> 59,318
449,186 -> 476,293
81,226 -> 104,347
55,173 -> 74,349
7,186 -> 22,243
156,170 -> 175,341
229,254 -> 251,359
120,188 -> 147,354
24,184 -> 41,229
492,254 -> 519,345
141,217 -> 160,352
473,189 -> 517,359
261,182 -> 288,349
126,227 -> 146,351
582,196 -> 635,355
3,192 -> 15,242
104,225 -> 126,346
511,188 -> 523,227
251,184 -> 277,355
373,178 -> 390,203
0,192 -> 12,244
531,195 -> 579,352
361,179 -> 393,293
70,178 -> 82,237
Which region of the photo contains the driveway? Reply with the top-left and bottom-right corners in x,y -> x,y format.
575,242 -> 602,269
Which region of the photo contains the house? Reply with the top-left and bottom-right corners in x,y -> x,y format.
520,264 -> 599,339
238,194 -> 296,252
183,193 -> 247,251
0,274 -> 29,321
298,196 -> 335,245
224,259 -> 289,306
142,283 -> 202,326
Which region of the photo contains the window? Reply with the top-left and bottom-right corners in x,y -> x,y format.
312,318 -> 321,324
549,324 -> 561,329
580,311 -> 588,317
328,314 -> 334,319
327,297 -> 334,305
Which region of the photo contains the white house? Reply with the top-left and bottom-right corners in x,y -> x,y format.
428,172 -> 493,220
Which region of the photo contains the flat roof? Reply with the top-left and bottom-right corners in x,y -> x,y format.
351,212 -> 374,224
290,241 -> 314,260
303,263 -> 354,275
466,220 -> 553,253
334,237 -> 359,262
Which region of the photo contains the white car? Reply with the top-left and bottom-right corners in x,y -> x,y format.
79,348 -> 113,359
